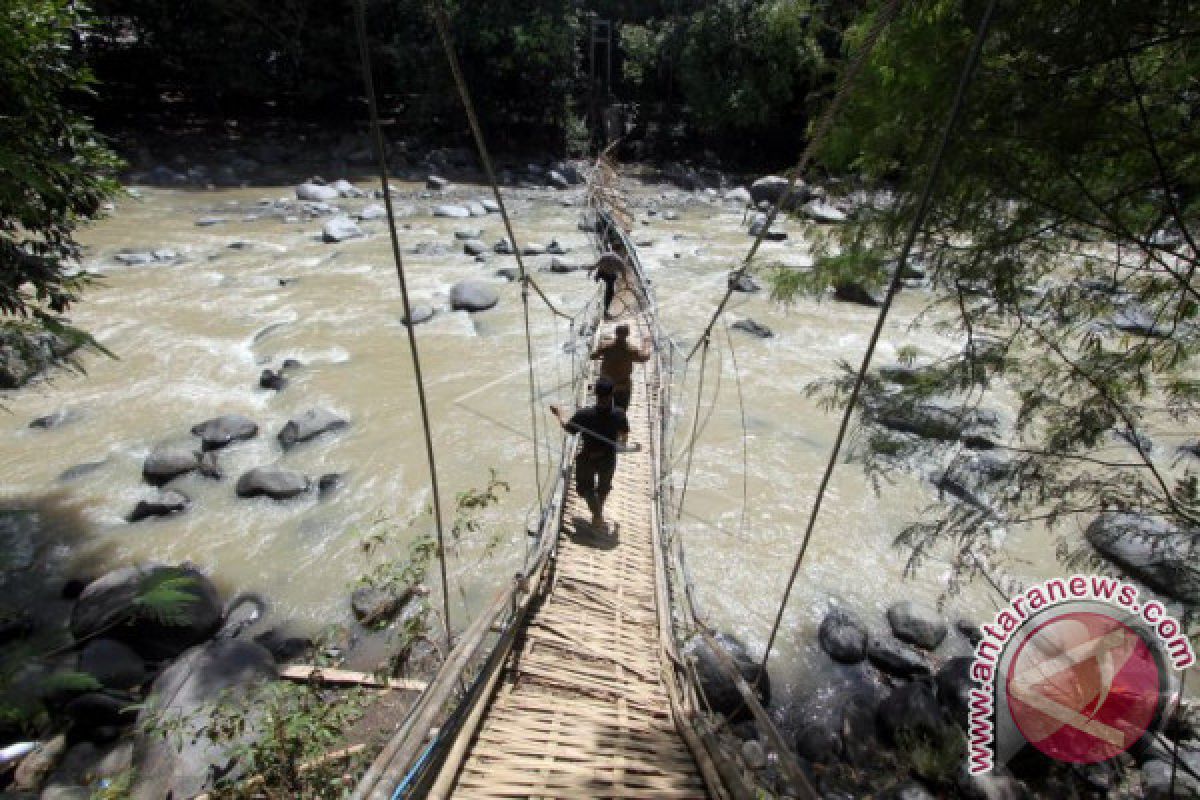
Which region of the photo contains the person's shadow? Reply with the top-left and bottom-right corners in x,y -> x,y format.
565,515 -> 619,550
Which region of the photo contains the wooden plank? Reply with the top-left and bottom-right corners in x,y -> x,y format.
280,665 -> 427,692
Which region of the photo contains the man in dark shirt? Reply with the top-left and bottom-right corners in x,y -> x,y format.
588,252 -> 625,320
550,376 -> 630,531
592,323 -> 652,410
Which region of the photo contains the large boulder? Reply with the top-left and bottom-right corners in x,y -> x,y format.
866,635 -> 931,678
235,467 -> 311,500
277,408 -> 348,449
449,281 -> 500,312
401,305 -> 436,327
0,327 -> 82,389
1086,513 -> 1200,605
887,601 -> 948,651
131,639 -> 276,800
128,489 -> 189,523
295,183 -> 339,202
682,633 -> 768,722
868,399 -> 997,443
70,565 -> 223,661
834,281 -> 882,307
79,638 -> 147,690
321,216 -> 364,243
142,447 -> 199,486
876,681 -> 950,746
819,608 -> 868,664
935,656 -> 974,724
792,669 -> 883,766
749,175 -> 810,210
190,414 -> 258,451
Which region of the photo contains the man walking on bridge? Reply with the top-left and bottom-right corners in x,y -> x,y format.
550,376 -> 629,532
589,252 -> 625,320
592,323 -> 652,410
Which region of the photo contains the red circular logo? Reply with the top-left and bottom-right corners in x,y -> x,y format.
1006,611 -> 1160,764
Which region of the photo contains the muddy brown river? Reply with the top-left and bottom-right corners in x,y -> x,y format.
0,175 -> 1122,706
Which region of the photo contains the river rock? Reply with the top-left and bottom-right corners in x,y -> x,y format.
330,179 -> 365,198
494,237 -> 514,254
732,319 -> 774,339
819,608 -> 868,664
455,228 -> 483,240
58,460 -> 106,482
876,680 -> 949,744
47,739 -> 133,790
682,633 -> 768,721
351,585 -> 414,628
791,666 -> 884,765
358,203 -> 387,220
13,733 -> 67,791
0,327 -> 82,388
277,408 -> 348,449
750,175 -> 809,209
1113,304 -> 1170,338
521,243 -> 546,256
195,217 -> 227,227
433,204 -> 471,218
724,187 -> 752,204
547,170 -> 569,189
935,656 -> 973,723
65,690 -> 138,735
295,182 -> 339,202
834,281 -> 882,306
114,251 -> 155,265
728,273 -> 761,293
235,467 -> 311,500
450,281 -> 499,312
70,565 -> 223,661
426,175 -> 449,190
887,601 -> 947,650
29,409 -> 74,429
79,639 -> 147,690
259,368 -> 287,391
1086,513 -> 1200,605
128,489 -> 189,523
803,200 -> 848,224
463,239 -> 488,257
131,638 -> 277,800
322,216 -> 364,243
190,414 -> 258,451
955,768 -> 1024,800
142,447 -> 199,486
495,267 -> 519,282
866,635 -> 931,678
479,196 -> 500,213
317,473 -> 344,498
869,399 -> 997,443
468,202 -> 488,217
402,305 -> 436,326
884,782 -> 937,800
549,257 -> 584,273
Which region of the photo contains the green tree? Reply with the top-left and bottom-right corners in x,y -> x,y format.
777,0 -> 1200,601
1,0 -> 120,363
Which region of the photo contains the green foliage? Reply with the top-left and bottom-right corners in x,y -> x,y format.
807,0 -> 1200,598
90,770 -> 134,799
0,0 -> 120,344
769,243 -> 888,305
356,510 -> 436,603
132,572 -> 203,626
146,681 -> 366,798
450,468 -> 510,558
37,670 -> 103,695
896,725 -> 966,785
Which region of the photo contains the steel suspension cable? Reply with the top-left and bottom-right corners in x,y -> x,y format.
428,2 -> 550,504
674,334 -> 711,524
685,0 -> 903,362
352,0 -> 452,637
758,0 -> 1000,675
722,318 -> 750,537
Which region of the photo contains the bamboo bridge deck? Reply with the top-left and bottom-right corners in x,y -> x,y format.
430,295 -> 708,798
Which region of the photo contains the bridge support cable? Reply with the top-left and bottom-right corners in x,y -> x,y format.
721,318 -> 750,538
684,0 -> 903,363
756,0 -> 1000,677
674,334 -> 711,526
352,0 -> 452,639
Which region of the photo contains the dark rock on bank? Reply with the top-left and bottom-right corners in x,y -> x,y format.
819,608 -> 869,664
867,635 -> 931,678
682,633 -> 768,722
70,565 -> 223,661
79,639 -> 147,690
887,601 -> 947,651
732,319 -> 774,339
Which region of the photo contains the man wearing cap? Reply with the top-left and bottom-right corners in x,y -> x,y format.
592,323 -> 652,410
550,376 -> 630,531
